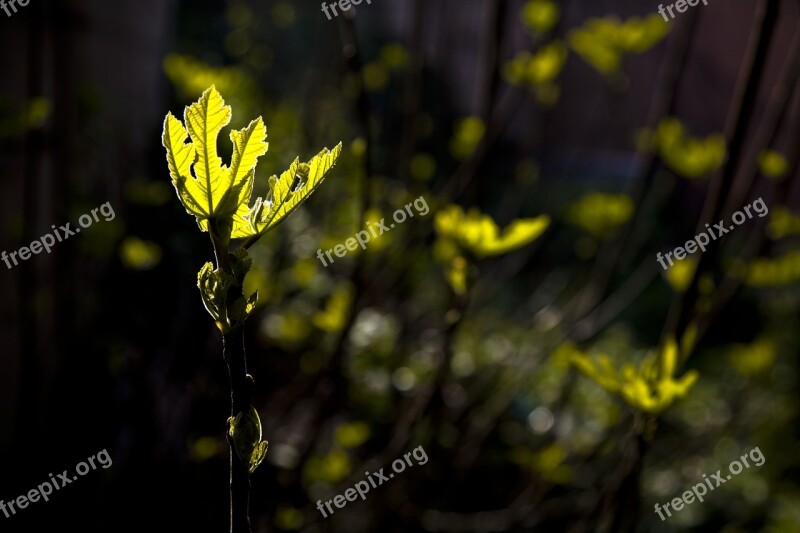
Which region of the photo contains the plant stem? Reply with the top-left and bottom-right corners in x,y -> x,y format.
224,306 -> 253,533
212,220 -> 254,533
663,0 -> 780,342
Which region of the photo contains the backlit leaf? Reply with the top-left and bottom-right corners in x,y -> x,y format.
184,85 -> 233,217
164,85 -> 339,244
234,143 -> 343,238
435,205 -> 550,259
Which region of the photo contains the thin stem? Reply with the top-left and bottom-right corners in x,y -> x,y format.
224,325 -> 253,533
210,218 -> 253,533
663,0 -> 781,342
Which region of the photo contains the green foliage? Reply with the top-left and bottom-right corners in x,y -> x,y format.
565,192 -> 633,239
640,117 -> 727,178
520,0 -> 560,35
758,149 -> 789,180
434,205 -> 550,295
190,436 -> 225,462
728,338 -> 777,377
379,43 -> 409,70
264,310 -> 313,350
435,205 -> 550,258
449,117 -> 485,160
228,406 -> 269,474
334,421 -> 371,449
233,144 -> 343,239
162,86 -> 263,229
662,257 -> 697,293
162,85 -> 342,241
119,236 -> 162,271
303,449 -> 352,485
313,282 -> 354,333
663,257 -> 714,295
511,443 -> 572,483
768,207 -> 800,239
274,506 -> 304,530
504,42 -> 568,104
0,97 -> 50,137
744,252 -> 800,287
410,153 -> 437,182
570,339 -> 699,414
568,14 -> 669,76
149,12 -> 799,532
163,55 -> 258,115
163,85 -> 342,330
197,260 -> 257,334
362,62 -> 391,92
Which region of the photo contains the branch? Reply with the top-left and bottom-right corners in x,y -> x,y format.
663,0 -> 781,343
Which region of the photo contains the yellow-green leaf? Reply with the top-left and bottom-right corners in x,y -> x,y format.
474,215 -> 551,256
221,118 -> 269,234
184,85 -> 233,217
163,113 -> 204,217
163,85 -> 268,227
164,85 -> 341,246
435,205 -> 549,260
228,406 -> 269,474
235,143 -> 343,238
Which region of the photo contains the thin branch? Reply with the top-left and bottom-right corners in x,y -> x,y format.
663,0 -> 781,343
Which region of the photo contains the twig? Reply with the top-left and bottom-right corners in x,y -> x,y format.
663,0 -> 781,343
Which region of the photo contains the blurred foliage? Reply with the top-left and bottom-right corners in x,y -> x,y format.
768,206 -> 800,239
127,0 -> 800,527
119,236 -> 162,271
334,421 -> 371,449
571,339 -> 699,414
313,282 -> 354,332
728,337 -> 777,377
511,443 -> 573,483
520,0 -> 560,35
639,117 -> 727,178
143,1 -> 800,530
504,42 -> 568,105
565,192 -> 633,239
434,205 -> 550,259
0,97 -> 50,137
434,205 -> 549,294
663,256 -> 697,293
744,251 -> 800,287
304,448 -> 352,485
410,152 -> 437,182
568,14 -> 669,76
449,116 -> 485,160
759,149 -> 789,180
163,54 -> 260,122
9,1 -> 794,531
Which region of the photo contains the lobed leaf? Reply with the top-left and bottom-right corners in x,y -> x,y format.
185,86 -> 233,217
162,85 -> 270,230
233,143 -> 343,239
163,113 -> 204,217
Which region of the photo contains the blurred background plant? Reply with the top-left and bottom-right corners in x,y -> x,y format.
1,0 -> 799,532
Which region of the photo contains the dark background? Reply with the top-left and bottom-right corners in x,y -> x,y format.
1,0 -> 799,531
